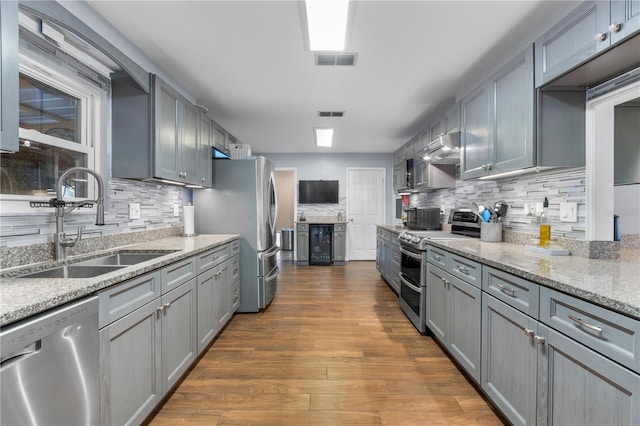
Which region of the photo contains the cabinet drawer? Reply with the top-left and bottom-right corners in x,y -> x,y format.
483,266 -> 539,319
389,232 -> 399,246
334,223 -> 346,232
196,244 -> 230,274
230,239 -> 240,256
540,287 -> 640,374
391,248 -> 401,267
99,270 -> 162,328
231,254 -> 240,282
297,223 -> 309,232
449,254 -> 481,288
162,256 -> 196,294
427,245 -> 448,269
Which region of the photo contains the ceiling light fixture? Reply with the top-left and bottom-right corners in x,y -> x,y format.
305,0 -> 349,51
314,128 -> 333,147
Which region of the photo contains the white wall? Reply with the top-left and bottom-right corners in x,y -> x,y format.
614,184 -> 640,236
264,153 -> 395,224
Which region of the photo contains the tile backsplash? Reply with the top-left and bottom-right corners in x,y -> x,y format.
411,167 -> 587,240
0,178 -> 184,248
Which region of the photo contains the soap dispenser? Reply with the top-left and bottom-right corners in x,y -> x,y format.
539,197 -> 550,247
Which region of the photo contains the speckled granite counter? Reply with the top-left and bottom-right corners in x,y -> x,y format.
427,239 -> 640,320
0,234 -> 239,327
377,224 -> 406,234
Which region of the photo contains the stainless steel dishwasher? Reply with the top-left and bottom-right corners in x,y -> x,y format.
1,296 -> 99,426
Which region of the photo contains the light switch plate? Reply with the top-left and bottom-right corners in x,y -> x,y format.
129,203 -> 141,220
173,203 -> 180,217
560,202 -> 578,223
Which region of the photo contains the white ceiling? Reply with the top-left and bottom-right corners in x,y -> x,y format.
87,1 -> 573,154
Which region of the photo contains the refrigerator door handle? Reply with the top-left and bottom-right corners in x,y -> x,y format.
265,267 -> 279,282
263,245 -> 280,258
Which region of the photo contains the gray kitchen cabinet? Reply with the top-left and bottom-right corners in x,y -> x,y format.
213,259 -> 232,331
462,46 -> 534,179
112,74 -> 209,186
333,223 -> 346,263
196,267 -> 217,353
537,323 -> 640,426
297,223 -> 309,264
461,83 -> 491,180
231,254 -> 240,312
534,1 -> 640,87
0,1 -> 18,153
482,293 -> 539,426
426,257 -> 481,383
199,111 -> 213,187
213,124 -> 226,152
376,228 -> 400,293
444,102 -> 460,133
161,278 -> 197,394
100,296 -> 162,426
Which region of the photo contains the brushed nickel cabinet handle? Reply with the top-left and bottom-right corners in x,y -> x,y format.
523,328 -> 534,337
534,335 -> 545,345
496,282 -> 516,296
594,32 -> 606,42
568,314 -> 603,335
609,23 -> 621,33
456,266 -> 469,274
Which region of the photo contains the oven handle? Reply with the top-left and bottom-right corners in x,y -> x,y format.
399,247 -> 423,261
399,273 -> 422,293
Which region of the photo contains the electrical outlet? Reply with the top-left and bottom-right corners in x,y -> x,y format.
129,203 -> 141,220
173,203 -> 180,217
560,202 -> 578,223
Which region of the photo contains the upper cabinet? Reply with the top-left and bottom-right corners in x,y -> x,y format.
0,1 -> 19,153
535,1 -> 640,87
112,74 -> 212,187
199,111 -> 213,187
462,46 -> 540,180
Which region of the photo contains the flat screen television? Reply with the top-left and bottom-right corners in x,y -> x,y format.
298,180 -> 339,204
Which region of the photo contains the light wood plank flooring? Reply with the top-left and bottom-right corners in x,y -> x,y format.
149,260 -> 505,425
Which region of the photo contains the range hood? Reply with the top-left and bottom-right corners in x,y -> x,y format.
421,131 -> 460,164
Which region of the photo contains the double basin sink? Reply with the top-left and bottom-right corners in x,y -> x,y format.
20,252 -> 172,279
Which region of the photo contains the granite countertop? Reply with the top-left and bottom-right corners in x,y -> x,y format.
427,239 -> 640,320
377,224 -> 406,234
0,234 -> 239,327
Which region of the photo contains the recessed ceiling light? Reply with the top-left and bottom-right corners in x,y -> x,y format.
314,128 -> 333,147
305,0 -> 349,51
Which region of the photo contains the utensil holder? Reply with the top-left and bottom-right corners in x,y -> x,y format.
481,222 -> 502,242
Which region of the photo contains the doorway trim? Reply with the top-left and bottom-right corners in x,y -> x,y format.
274,167 -> 297,256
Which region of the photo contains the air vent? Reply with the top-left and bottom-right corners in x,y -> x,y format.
318,111 -> 344,118
315,53 -> 358,66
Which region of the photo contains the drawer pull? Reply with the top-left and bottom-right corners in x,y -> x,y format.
523,328 -> 534,338
568,314 -> 603,335
433,255 -> 442,261
496,282 -> 516,296
534,335 -> 545,345
456,266 -> 469,275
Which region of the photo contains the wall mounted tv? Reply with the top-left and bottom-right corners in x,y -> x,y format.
298,180 -> 339,204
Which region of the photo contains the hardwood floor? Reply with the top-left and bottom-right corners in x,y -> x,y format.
149,260 -> 505,425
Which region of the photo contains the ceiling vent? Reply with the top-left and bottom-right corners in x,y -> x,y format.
318,111 -> 344,118
315,53 -> 358,66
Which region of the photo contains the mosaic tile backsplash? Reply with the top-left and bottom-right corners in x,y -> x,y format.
410,167 -> 587,240
0,178 -> 184,248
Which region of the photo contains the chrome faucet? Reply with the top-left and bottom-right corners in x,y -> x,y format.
53,167 -> 105,260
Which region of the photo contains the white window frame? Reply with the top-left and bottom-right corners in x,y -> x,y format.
0,42 -> 109,214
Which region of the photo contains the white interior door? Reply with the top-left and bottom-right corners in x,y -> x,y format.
347,168 -> 385,260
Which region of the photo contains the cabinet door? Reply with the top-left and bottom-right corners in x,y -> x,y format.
376,238 -> 383,272
214,259 -> 232,330
180,100 -> 199,184
482,294 -> 539,426
491,46 -> 535,174
196,268 -> 216,354
448,274 -> 481,383
198,112 -> 213,187
100,299 -> 162,426
444,102 -> 460,134
297,231 -> 309,261
0,0 -> 18,153
161,278 -> 197,394
213,124 -> 226,151
610,0 -> 640,43
461,83 -> 491,180
534,1 -> 610,87
537,324 -> 640,426
333,231 -> 346,262
425,264 -> 448,343
154,77 -> 181,181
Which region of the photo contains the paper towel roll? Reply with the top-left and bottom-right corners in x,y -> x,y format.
184,204 -> 195,235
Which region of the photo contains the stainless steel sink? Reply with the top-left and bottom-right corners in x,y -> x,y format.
20,265 -> 126,279
74,252 -> 168,267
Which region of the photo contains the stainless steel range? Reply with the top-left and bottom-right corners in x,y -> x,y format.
398,209 -> 480,333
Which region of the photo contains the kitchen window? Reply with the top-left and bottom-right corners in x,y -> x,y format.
0,12 -> 110,213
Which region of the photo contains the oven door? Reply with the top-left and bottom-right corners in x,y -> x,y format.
399,244 -> 426,334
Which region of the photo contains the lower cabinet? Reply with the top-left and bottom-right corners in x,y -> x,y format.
426,263 -> 481,383
333,223 -> 346,263
296,223 -> 309,264
375,227 -> 400,293
100,276 -> 197,426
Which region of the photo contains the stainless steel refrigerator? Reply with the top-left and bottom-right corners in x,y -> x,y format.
194,157 -> 278,312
